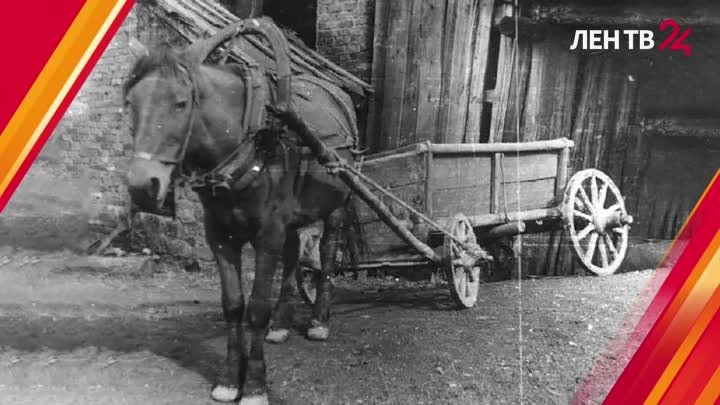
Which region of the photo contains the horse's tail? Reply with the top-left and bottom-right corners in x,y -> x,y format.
342,194 -> 365,273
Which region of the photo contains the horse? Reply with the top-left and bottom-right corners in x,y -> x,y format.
123,23 -> 361,405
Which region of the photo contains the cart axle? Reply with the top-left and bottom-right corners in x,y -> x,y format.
596,211 -> 634,233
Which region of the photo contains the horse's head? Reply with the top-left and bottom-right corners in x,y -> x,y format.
123,36 -> 227,212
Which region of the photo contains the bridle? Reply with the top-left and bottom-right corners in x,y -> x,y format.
132,63 -> 266,193
132,63 -> 199,170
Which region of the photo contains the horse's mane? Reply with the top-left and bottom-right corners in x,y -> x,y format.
123,48 -> 189,96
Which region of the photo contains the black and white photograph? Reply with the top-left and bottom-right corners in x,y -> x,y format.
0,0 -> 719,404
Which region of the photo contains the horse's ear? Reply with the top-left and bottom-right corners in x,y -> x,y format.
128,37 -> 149,60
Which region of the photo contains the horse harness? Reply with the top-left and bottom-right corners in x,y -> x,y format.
183,63 -> 276,193
133,52 -> 359,196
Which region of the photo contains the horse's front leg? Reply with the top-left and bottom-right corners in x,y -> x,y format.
242,220 -> 285,405
207,232 -> 245,403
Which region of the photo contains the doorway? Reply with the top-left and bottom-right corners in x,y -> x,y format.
263,0 -> 317,48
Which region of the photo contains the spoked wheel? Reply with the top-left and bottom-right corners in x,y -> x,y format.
563,169 -> 633,276
296,266 -> 317,306
444,213 -> 482,309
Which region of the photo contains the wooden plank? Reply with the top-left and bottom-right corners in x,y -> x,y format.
398,0 -> 424,146
621,123 -> 645,214
366,0 -> 391,152
520,42 -> 549,142
497,152 -> 559,183
570,56 -> 602,170
414,0 -> 446,142
449,207 -> 561,229
545,41 -> 580,141
488,1 -> 514,143
428,138 -> 574,153
424,147 -> 433,217
464,0 -> 495,142
443,0 -> 479,143
593,59 -> 617,169
356,184 -> 426,224
379,0 -> 412,150
502,42 -> 533,142
361,152 -> 426,189
429,155 -> 493,190
431,185 -> 493,218
489,35 -> 514,143
605,66 -> 638,182
491,153 -> 502,213
436,0 -> 458,143
500,178 -> 558,211
556,146 -> 570,197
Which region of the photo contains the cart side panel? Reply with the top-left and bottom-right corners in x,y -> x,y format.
428,149 -> 564,223
356,150 -> 429,261
498,152 -> 560,210
427,153 -> 493,219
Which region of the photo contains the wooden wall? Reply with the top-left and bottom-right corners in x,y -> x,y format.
368,1 -> 720,275
367,0 -> 496,151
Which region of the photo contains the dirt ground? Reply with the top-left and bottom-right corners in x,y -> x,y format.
0,247 -> 663,405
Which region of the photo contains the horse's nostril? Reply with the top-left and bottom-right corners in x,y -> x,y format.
147,177 -> 161,199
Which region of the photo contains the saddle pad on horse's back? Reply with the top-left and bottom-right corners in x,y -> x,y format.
289,74 -> 359,151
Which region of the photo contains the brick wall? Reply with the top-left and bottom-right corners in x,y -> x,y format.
316,0 -> 375,82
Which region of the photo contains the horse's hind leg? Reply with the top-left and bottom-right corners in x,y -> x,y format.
308,208 -> 345,341
265,229 -> 299,344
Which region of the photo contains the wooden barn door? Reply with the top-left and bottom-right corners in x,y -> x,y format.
367,0 -> 496,152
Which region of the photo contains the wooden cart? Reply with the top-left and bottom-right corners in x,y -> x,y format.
208,19 -> 634,309
295,137 -> 634,308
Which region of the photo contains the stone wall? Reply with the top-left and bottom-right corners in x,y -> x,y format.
316,0 -> 375,82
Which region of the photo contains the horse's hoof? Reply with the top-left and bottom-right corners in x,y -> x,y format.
239,394 -> 269,405
210,385 -> 240,403
265,328 -> 290,344
307,324 -> 329,341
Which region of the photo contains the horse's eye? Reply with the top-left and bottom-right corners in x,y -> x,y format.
175,100 -> 188,110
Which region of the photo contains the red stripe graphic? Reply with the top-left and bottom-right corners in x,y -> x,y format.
0,1 -> 86,133
601,173 -> 720,405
